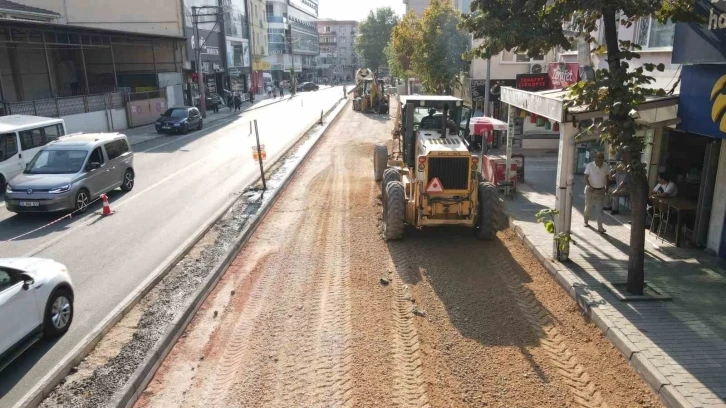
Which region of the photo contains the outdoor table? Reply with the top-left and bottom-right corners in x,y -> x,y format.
659,197 -> 698,246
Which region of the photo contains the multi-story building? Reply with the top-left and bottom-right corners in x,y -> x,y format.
0,0 -> 186,132
263,0 -> 319,83
317,19 -> 357,83
222,0 -> 252,97
249,0 -> 269,93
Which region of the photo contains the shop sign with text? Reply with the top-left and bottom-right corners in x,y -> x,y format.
548,63 -> 579,89
515,73 -> 549,92
673,0 -> 726,64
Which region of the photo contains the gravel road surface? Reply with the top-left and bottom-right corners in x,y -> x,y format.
135,101 -> 663,408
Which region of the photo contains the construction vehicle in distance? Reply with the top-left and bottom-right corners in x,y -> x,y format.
353,68 -> 389,114
374,95 -> 507,240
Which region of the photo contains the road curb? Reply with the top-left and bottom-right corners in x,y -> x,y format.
113,98 -> 349,408
506,216 -> 690,408
13,97 -> 347,408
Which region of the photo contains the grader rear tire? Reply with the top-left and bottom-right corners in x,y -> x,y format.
373,144 -> 388,181
383,181 -> 405,240
381,168 -> 400,201
476,182 -> 506,240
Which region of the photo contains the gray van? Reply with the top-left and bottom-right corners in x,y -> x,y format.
5,133 -> 135,214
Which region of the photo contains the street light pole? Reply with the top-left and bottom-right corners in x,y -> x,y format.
193,7 -> 207,118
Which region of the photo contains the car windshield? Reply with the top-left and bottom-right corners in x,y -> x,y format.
162,108 -> 188,118
25,149 -> 88,174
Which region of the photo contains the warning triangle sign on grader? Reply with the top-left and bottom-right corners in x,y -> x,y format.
426,177 -> 444,193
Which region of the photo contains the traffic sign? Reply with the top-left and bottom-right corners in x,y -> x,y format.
253,149 -> 267,161
425,177 -> 444,193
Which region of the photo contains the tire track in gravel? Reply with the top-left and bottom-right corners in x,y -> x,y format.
309,148 -> 354,407
202,167 -> 336,407
387,241 -> 431,408
492,251 -> 608,408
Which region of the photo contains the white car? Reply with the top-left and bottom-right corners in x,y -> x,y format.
0,258 -> 74,371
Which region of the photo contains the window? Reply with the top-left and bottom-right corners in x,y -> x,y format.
340,37 -> 346,44
325,26 -> 331,32
636,17 -> 675,48
0,133 -> 18,161
103,140 -> 128,160
0,269 -> 17,292
339,25 -> 343,32
25,149 -> 87,174
44,124 -> 63,142
501,49 -> 545,63
89,147 -> 105,165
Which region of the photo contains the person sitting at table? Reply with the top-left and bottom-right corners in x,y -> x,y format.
647,172 -> 678,219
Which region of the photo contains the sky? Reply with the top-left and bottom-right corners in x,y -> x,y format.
318,0 -> 406,21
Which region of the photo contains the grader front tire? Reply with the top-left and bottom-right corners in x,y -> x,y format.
384,181 -> 405,241
373,144 -> 388,181
476,182 -> 507,241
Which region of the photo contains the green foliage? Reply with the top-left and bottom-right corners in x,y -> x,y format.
355,7 -> 399,71
388,1 -> 469,93
535,209 -> 576,252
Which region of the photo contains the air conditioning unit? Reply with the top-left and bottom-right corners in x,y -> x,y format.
530,63 -> 544,74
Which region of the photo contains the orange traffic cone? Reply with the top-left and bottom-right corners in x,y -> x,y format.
101,194 -> 113,216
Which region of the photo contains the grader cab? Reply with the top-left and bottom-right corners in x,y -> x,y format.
373,95 -> 507,240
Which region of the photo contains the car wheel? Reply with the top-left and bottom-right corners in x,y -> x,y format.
198,120 -> 203,131
74,189 -> 90,213
121,169 -> 135,192
43,287 -> 73,337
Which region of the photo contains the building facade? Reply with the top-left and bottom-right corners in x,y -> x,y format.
249,0 -> 269,93
263,0 -> 319,83
671,0 -> 726,258
316,19 -> 357,83
403,0 -> 470,15
0,0 -> 186,132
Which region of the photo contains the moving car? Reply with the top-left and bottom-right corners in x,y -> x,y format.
0,258 -> 74,372
5,133 -> 135,214
297,82 -> 319,92
155,107 -> 203,134
0,115 -> 67,194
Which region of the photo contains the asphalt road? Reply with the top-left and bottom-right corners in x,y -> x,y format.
0,86 -> 346,408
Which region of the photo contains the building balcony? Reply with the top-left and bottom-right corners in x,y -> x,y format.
267,15 -> 284,23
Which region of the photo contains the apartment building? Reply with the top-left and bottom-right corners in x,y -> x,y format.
317,19 -> 357,82
403,0 -> 471,15
263,0 -> 319,83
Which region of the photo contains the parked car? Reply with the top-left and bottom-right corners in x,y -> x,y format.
155,107 -> 203,134
0,258 -> 74,372
297,82 -> 319,92
0,115 -> 67,194
5,133 -> 135,214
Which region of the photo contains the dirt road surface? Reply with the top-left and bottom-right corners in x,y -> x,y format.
136,101 -> 662,408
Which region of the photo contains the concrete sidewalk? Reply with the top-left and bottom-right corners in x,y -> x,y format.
506,153 -> 726,407
123,89 -> 330,147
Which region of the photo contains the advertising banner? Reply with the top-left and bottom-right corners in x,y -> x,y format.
548,62 -> 579,89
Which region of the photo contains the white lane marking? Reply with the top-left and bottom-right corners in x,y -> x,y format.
17,92 -> 343,257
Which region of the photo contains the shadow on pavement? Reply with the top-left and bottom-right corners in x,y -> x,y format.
0,337 -> 61,400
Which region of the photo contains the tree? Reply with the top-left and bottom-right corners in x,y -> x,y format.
355,7 -> 399,71
386,11 -> 420,80
461,0 -> 697,294
388,2 -> 470,94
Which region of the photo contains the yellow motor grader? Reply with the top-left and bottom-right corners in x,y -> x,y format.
353,68 -> 389,114
373,95 -> 507,240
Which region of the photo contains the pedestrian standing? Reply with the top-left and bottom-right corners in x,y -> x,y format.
273,87 -> 278,99
267,85 -> 272,98
584,152 -> 609,233
212,98 -> 219,114
343,85 -> 347,99
228,94 -> 234,112
234,93 -> 242,111
606,162 -> 630,214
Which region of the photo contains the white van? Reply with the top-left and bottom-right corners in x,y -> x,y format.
0,115 -> 66,192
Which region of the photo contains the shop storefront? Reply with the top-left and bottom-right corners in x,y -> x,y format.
672,0 -> 726,257
183,27 -> 225,107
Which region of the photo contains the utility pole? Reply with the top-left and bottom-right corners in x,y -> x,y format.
483,57 -> 491,116
192,6 -> 223,119
246,0 -> 255,96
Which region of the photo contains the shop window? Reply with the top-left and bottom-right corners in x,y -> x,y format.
636,17 -> 675,48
